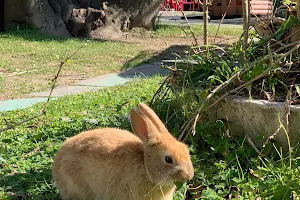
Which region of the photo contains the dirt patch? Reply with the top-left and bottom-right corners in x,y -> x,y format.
117,33 -> 237,52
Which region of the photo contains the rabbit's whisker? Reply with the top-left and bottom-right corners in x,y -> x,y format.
144,170 -> 177,197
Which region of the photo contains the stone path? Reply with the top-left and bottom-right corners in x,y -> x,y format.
0,63 -> 169,112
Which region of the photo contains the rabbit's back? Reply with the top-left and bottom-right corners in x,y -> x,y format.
53,128 -> 148,200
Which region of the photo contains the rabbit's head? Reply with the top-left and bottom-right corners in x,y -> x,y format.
130,103 -> 194,185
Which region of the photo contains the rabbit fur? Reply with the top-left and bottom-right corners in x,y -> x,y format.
52,103 -> 194,200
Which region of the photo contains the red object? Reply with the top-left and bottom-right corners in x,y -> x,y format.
250,0 -> 273,15
194,0 -> 203,11
178,0 -> 195,11
209,0 -> 237,17
161,0 -> 199,11
161,0 -> 179,11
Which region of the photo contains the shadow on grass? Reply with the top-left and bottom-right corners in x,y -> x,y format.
121,44 -> 191,71
1,26 -> 103,43
0,26 -> 68,42
2,168 -> 60,200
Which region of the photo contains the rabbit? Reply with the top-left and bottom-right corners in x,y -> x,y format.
52,103 -> 194,200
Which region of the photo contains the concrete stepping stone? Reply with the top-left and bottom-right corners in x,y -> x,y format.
0,98 -> 49,112
120,63 -> 170,77
77,73 -> 132,87
1,63 -> 169,112
28,86 -> 102,98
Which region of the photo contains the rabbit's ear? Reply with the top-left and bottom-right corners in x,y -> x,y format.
138,103 -> 168,133
130,107 -> 160,144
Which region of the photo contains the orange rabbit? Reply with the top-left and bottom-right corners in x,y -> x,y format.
52,103 -> 194,200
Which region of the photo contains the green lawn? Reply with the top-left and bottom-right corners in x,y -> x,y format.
0,28 -> 145,100
1,75 -> 300,199
0,77 -> 163,199
0,24 -> 242,100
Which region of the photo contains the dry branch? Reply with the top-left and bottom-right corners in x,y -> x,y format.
179,42 -> 300,139
0,43 -> 87,133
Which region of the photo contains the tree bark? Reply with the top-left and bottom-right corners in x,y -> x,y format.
4,0 -> 164,38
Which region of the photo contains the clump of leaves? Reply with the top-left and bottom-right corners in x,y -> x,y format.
151,11 -> 300,200
160,112 -> 300,199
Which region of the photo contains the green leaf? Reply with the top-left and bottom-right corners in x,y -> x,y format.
241,184 -> 254,193
66,59 -> 72,64
275,15 -> 298,40
201,188 -> 222,200
215,120 -> 225,129
271,185 -> 292,200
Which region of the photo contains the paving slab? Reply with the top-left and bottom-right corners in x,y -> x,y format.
0,98 -> 50,112
1,63 -> 169,112
28,86 -> 103,98
77,73 -> 132,87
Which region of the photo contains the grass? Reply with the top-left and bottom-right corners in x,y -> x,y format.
1,16 -> 299,200
1,75 -> 300,200
150,17 -> 300,198
0,24 -> 241,100
153,24 -> 243,38
0,76 -> 163,199
0,28 -> 145,100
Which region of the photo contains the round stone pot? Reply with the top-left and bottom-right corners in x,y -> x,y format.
209,96 -> 300,152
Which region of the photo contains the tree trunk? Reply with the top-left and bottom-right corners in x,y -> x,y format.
4,0 -> 71,37
4,0 -> 164,38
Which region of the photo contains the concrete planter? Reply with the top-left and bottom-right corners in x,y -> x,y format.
209,96 -> 300,151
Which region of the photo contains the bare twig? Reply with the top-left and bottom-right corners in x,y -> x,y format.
175,1 -> 199,46
179,42 -> 300,138
203,0 -> 208,45
0,112 -> 45,133
213,0 -> 232,44
160,4 -> 196,46
262,87 -> 292,148
150,75 -> 171,105
242,0 -> 250,59
126,184 -> 136,200
0,43 -> 87,133
246,134 -> 263,156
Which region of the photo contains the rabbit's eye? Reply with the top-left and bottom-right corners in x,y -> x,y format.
165,156 -> 173,164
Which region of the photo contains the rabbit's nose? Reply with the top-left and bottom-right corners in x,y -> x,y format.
182,162 -> 194,181
178,166 -> 194,181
